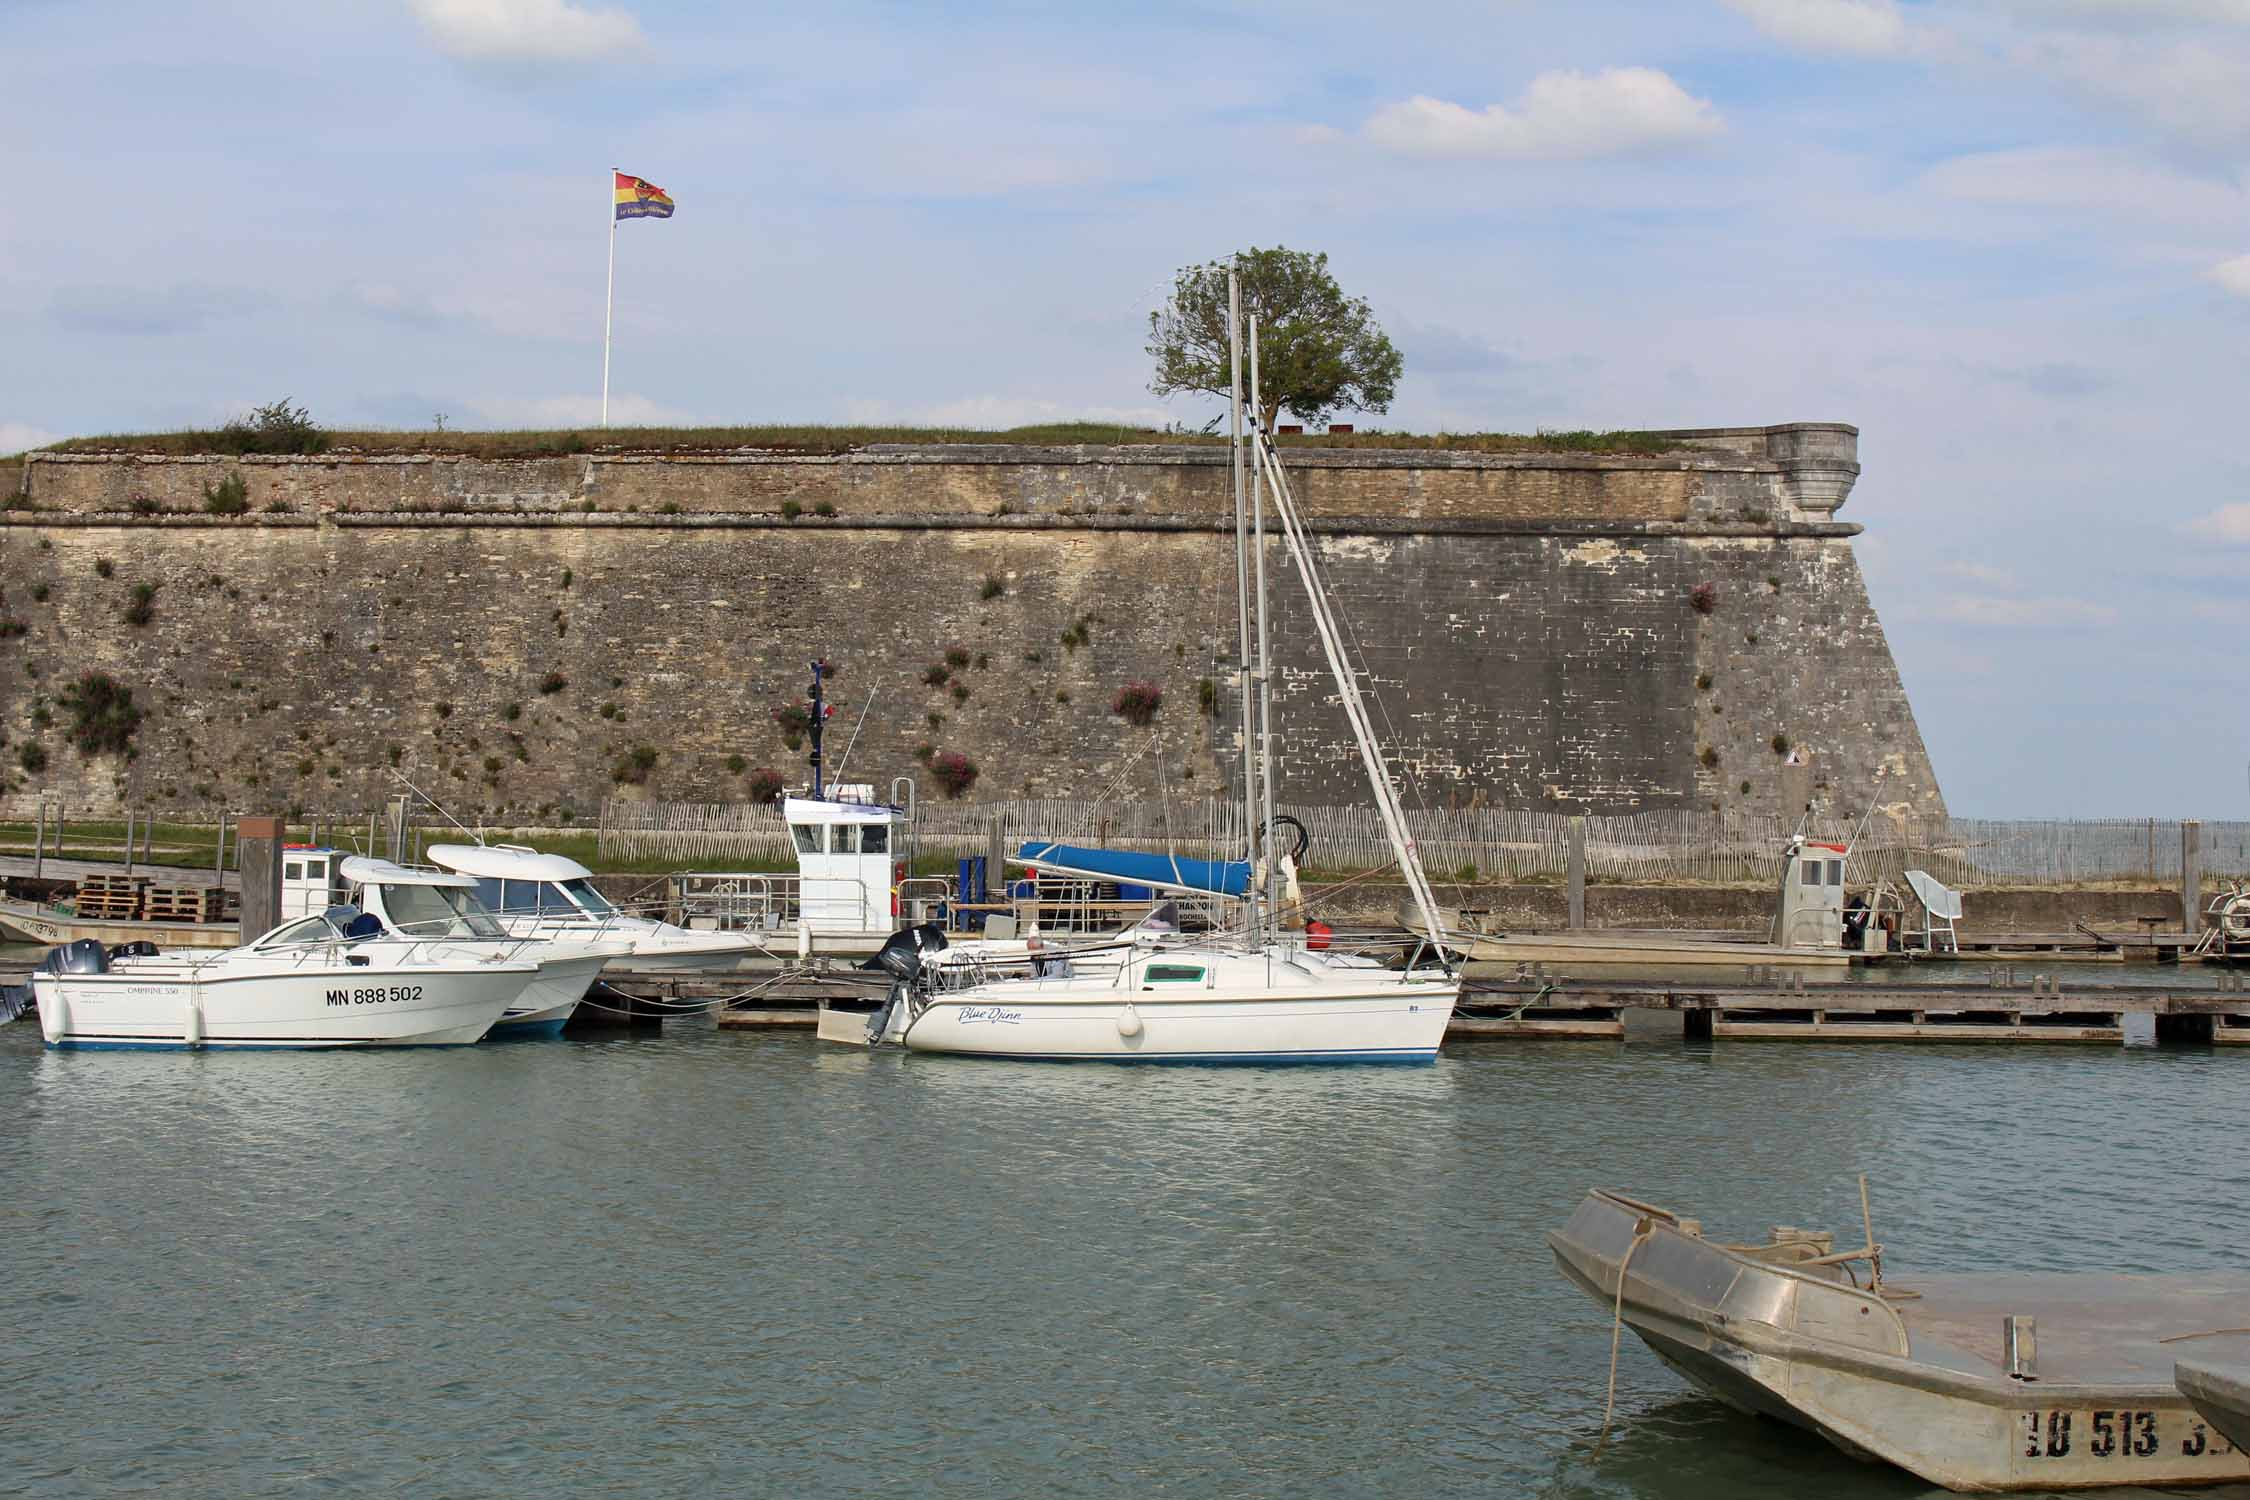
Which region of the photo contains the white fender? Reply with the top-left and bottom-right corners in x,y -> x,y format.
1117,1002 -> 1143,1040
183,992 -> 204,1048
796,920 -> 812,960
39,982 -> 66,1045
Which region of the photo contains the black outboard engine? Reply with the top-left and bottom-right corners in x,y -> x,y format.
2,939 -> 107,1023
861,923 -> 949,1044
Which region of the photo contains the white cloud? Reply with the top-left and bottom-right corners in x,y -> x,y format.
2209,255 -> 2250,296
2187,502 -> 2250,543
464,393 -> 697,428
1723,0 -> 1910,56
1920,146 -> 2246,227
844,395 -> 1172,431
0,421 -> 58,454
407,0 -> 645,62
1364,68 -> 1722,161
1938,594 -> 2121,628
2007,31 -> 2250,150
1937,560 -> 2017,588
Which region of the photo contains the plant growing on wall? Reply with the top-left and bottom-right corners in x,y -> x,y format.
1689,582 -> 1719,614
745,767 -> 785,805
216,397 -> 328,456
17,742 -> 47,774
1197,677 -> 1217,716
922,664 -> 951,687
773,702 -> 811,749
1113,680 -> 1163,725
538,671 -> 568,694
612,745 -> 659,785
929,750 -> 979,799
202,472 -> 249,515
59,672 -> 143,757
980,574 -> 1005,600
121,583 -> 158,627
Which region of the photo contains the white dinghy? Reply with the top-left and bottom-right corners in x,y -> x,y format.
424,843 -> 771,974
1550,1189 -> 2250,1492
340,856 -> 624,1036
870,279 -> 1461,1063
33,917 -> 540,1049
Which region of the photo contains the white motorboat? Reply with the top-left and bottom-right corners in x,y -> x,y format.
340,855 -> 625,1036
32,917 -> 539,1049
859,283 -> 1462,1062
423,842 -> 771,974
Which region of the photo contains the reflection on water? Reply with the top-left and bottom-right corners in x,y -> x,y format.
4,1019 -> 2248,1498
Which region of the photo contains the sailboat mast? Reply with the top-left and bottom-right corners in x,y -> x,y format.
1227,269 -> 1263,938
1249,315 -> 1282,918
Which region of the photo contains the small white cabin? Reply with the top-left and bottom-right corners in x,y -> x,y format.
1775,837 -> 1849,949
783,787 -> 906,937
280,845 -> 345,919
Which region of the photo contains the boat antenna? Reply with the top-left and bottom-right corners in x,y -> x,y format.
805,659 -> 832,801
828,684 -> 877,789
386,768 -> 484,844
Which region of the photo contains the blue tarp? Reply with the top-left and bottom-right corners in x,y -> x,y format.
1013,841 -> 1249,898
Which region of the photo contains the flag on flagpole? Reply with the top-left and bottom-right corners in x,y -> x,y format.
613,171 -> 675,222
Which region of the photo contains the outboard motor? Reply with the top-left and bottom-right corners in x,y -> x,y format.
861,923 -> 949,1044
3,939 -> 107,1024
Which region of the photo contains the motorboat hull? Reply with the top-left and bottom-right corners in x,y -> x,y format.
491,951 -> 613,1034
1549,1190 -> 2250,1492
900,983 -> 1456,1063
34,964 -> 532,1049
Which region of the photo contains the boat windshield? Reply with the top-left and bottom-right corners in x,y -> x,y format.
254,914 -> 341,950
383,882 -> 508,939
558,877 -> 616,915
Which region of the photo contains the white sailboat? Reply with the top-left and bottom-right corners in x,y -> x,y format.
879,277 -> 1462,1062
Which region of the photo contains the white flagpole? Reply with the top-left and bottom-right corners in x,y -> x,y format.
601,167 -> 617,428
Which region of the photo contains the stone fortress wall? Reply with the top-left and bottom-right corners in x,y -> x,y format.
0,422 -> 1944,822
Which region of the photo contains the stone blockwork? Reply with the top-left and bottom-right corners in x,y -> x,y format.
0,424 -> 1943,821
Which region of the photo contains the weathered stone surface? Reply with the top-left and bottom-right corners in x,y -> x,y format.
0,424 -> 1945,821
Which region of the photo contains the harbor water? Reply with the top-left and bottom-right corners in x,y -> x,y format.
5,1017 -> 2247,1498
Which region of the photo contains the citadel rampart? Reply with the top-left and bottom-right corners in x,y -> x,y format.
0,422 -> 1943,821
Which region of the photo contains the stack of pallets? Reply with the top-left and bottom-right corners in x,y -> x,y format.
72,875 -> 151,921
142,884 -> 230,924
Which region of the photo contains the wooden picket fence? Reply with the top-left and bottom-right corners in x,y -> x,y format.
594,799 -> 2250,888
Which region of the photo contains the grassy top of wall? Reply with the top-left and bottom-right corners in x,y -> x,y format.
34,422 -> 1691,460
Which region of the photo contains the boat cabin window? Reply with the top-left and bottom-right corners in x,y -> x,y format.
383,883 -> 507,939
791,824 -> 821,856
860,823 -> 889,855
1144,964 -> 1205,984
831,825 -> 859,854
472,878 -> 580,915
285,861 -> 302,882
303,858 -> 327,882
558,877 -> 615,915
1828,859 -> 1844,885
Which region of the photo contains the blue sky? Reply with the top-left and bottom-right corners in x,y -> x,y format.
5,0 -> 2248,817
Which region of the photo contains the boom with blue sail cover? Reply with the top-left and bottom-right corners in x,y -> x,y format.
1013,842 -> 1250,899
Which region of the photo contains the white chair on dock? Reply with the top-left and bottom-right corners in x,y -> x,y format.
1904,870 -> 1962,954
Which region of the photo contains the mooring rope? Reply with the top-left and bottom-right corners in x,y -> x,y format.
1595,1221 -> 1655,1455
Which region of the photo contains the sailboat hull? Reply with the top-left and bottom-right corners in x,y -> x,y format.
901,983 -> 1456,1063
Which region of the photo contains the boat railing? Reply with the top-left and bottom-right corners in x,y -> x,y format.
672,871 -> 955,932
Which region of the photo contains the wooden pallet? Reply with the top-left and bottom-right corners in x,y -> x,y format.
142,890 -> 228,922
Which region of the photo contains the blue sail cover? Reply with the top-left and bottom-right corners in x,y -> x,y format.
1013,841 -> 1250,898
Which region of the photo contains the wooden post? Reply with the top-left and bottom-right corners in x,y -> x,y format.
33,802 -> 45,879
214,815 -> 226,885
237,816 -> 286,942
123,810 -> 135,877
1567,814 -> 1587,930
2183,820 -> 2203,938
